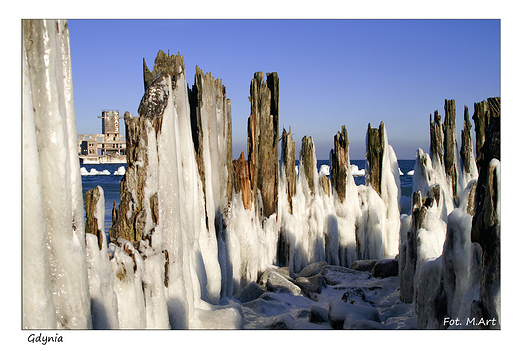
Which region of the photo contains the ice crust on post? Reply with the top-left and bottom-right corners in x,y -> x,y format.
85,186 -> 119,329
110,53 -> 242,328
399,98 -> 500,329
23,19 -> 92,329
22,31 -> 57,329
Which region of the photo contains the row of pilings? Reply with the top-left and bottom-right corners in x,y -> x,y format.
96,50 -> 501,328
109,50 -> 391,250
400,97 -> 500,329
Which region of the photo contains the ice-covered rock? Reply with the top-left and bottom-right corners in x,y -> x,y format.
309,305 -> 329,324
349,259 -> 378,273
294,274 -> 327,299
340,287 -> 368,304
320,265 -> 373,286
341,285 -> 384,306
233,281 -> 265,303
259,266 -> 295,284
328,300 -> 381,329
372,259 -> 399,278
263,313 -> 296,329
297,261 -> 328,277
242,292 -> 290,317
191,304 -> 243,329
264,271 -> 301,296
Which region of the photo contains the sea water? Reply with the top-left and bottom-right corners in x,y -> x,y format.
80,160 -> 416,236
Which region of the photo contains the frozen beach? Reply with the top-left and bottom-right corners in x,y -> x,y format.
22,20 -> 500,334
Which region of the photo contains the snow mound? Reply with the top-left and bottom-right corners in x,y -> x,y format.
113,166 -> 126,175
350,164 -> 365,177
319,164 -> 330,176
80,167 -> 111,176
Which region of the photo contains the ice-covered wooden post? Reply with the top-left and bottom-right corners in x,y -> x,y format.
85,186 -> 104,250
22,19 -> 92,329
429,100 -> 461,205
399,184 -> 440,304
189,66 -> 233,219
233,151 -> 252,210
472,97 -> 500,168
365,122 -> 385,196
330,125 -> 350,203
281,127 -> 296,213
443,99 -> 460,203
300,136 -> 316,195
459,105 -> 478,211
247,71 -> 279,219
460,106 -> 474,177
430,110 -> 444,169
471,98 -> 500,329
109,111 -> 159,243
84,186 -> 119,329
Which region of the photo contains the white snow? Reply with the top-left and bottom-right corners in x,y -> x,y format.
319,164 -> 330,176
239,263 -> 415,329
350,164 -> 365,176
80,167 -> 112,176
113,166 -> 126,175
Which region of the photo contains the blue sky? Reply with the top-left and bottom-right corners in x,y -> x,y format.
68,19 -> 500,160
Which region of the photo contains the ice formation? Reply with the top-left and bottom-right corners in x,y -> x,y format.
23,20 -> 92,329
350,164 -> 365,177
113,166 -> 126,175
22,19 -> 499,330
80,167 -> 112,176
85,187 -> 119,329
398,98 -> 500,329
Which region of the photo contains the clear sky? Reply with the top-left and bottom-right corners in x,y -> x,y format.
68,19 -> 500,160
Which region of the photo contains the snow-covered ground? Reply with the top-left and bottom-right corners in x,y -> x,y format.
229,262 -> 416,330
